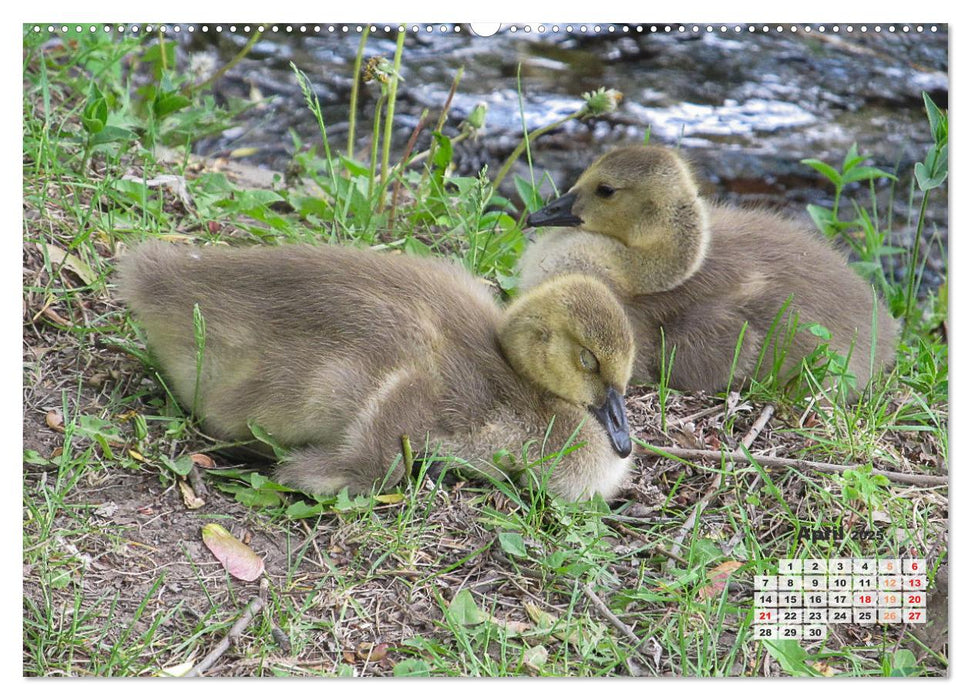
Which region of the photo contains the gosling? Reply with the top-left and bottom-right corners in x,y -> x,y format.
518,145 -> 899,396
117,242 -> 636,501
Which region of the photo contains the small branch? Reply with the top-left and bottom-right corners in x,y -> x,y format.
664,405 -> 775,568
636,444 -> 948,487
739,404 -> 775,450
185,584 -> 266,677
582,583 -> 658,675
186,463 -> 209,499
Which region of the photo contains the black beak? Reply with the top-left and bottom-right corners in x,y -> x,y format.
526,192 -> 582,228
589,386 -> 632,458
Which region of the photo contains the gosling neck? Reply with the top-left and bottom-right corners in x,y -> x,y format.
619,197 -> 710,294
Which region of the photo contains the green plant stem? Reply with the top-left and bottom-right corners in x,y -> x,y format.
377,31 -> 406,211
902,190 -> 930,336
187,29 -> 263,95
347,26 -> 371,162
368,94 -> 385,203
423,66 -> 464,181
492,108 -> 586,191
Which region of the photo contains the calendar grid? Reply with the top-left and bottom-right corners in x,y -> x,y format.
753,558 -> 926,640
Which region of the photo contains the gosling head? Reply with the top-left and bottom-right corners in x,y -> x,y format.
527,146 -> 711,286
498,275 -> 635,457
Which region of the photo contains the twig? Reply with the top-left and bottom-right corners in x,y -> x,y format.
583,583 -> 641,647
186,463 -> 209,499
582,583 -> 659,675
185,582 -> 267,677
389,109 -> 429,229
604,519 -> 690,567
664,405 -> 775,568
739,404 -> 775,450
636,444 -> 948,487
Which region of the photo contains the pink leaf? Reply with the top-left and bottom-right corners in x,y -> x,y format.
201,523 -> 265,581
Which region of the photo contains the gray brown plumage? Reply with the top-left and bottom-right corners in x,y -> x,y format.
117,241 -> 635,501
519,145 -> 899,396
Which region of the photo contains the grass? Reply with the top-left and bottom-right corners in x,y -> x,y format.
22,25 -> 948,678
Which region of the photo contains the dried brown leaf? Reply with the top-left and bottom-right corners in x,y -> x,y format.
45,410 -> 64,433
190,453 -> 216,469
179,481 -> 206,510
697,560 -> 745,600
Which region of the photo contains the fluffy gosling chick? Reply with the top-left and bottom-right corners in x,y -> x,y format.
117,242 -> 636,501
519,145 -> 899,396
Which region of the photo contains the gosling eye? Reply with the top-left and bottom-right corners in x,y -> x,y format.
595,183 -> 616,198
579,347 -> 600,372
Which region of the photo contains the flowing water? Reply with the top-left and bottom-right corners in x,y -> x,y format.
185,23 -> 949,289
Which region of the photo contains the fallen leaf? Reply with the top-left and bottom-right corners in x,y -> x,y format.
697,560 -> 745,600
522,645 -> 548,673
45,410 -> 64,433
41,305 -> 72,326
179,481 -> 206,510
373,493 -> 405,504
190,453 -> 216,469
356,642 -> 388,662
201,523 -> 265,581
812,661 -> 837,677
157,659 -> 196,677
128,449 -> 145,462
38,242 -> 98,286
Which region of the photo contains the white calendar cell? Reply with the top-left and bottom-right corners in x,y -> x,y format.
779,625 -> 802,640
879,608 -> 902,624
829,575 -> 852,590
803,609 -> 826,624
904,592 -> 925,607
854,608 -> 877,624
804,559 -> 826,575
754,624 -> 780,639
853,575 -> 876,590
755,592 -> 778,607
879,559 -> 901,575
828,608 -> 852,624
904,609 -> 926,625
879,575 -> 902,591
902,576 -> 926,591
804,575 -> 827,591
827,558 -> 852,575
779,608 -> 802,624
754,608 -> 778,624
778,575 -> 801,590
852,558 -> 876,574
755,575 -> 777,590
880,591 -> 901,607
854,591 -> 878,607
828,591 -> 852,607
778,592 -> 802,607
902,559 -> 926,576
779,559 -> 802,574
803,592 -> 826,607
803,625 -> 827,640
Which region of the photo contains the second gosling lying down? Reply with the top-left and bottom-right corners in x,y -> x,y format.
519,145 -> 899,395
117,242 -> 636,501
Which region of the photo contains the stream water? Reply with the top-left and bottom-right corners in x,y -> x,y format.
182,23 -> 949,290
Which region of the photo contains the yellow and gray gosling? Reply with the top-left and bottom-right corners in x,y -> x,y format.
118,242 -> 636,501
519,145 -> 899,396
